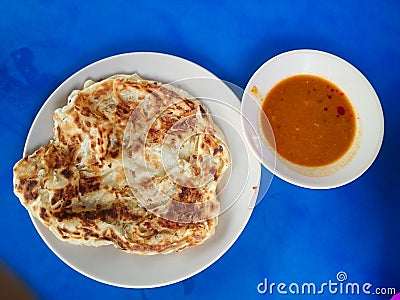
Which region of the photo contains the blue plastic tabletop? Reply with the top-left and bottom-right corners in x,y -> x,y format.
1,1 -> 399,299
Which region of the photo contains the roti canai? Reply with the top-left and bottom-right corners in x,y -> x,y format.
13,74 -> 229,254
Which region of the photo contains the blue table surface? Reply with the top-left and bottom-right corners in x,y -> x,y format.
1,1 -> 399,299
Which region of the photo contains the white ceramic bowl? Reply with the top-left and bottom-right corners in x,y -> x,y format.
241,49 -> 384,189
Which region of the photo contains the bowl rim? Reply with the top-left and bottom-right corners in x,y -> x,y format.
241,49 -> 384,189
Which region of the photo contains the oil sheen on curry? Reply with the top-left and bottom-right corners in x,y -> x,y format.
260,74 -> 356,167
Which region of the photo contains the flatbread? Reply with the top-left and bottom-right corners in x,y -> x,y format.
13,74 -> 229,254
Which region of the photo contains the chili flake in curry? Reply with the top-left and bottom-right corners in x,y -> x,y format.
260,74 -> 356,167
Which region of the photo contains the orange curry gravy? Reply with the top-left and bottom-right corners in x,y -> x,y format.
260,74 -> 356,167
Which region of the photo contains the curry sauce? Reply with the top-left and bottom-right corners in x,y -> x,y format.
261,74 -> 356,167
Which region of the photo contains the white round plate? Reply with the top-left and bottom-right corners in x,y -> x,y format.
241,49 -> 384,189
23,52 -> 261,288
